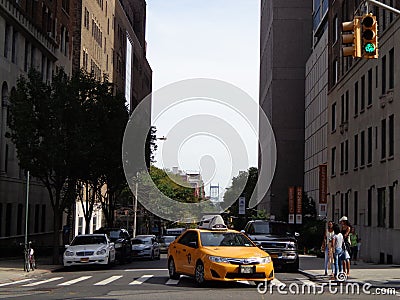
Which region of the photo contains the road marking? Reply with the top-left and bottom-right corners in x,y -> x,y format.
0,279 -> 32,287
22,277 -> 63,287
271,278 -> 285,287
94,275 -> 123,286
165,279 -> 180,285
237,280 -> 256,285
129,275 -> 153,285
58,276 -> 92,286
125,269 -> 168,272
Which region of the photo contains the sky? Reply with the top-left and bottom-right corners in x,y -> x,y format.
145,0 -> 260,197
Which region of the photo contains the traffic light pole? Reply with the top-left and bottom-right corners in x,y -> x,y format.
365,0 -> 400,15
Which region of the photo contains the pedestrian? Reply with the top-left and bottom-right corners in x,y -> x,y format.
321,220 -> 334,276
349,227 -> 359,265
339,216 -> 351,276
331,224 -> 343,279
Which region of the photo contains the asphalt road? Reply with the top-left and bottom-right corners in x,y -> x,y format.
0,255 -> 398,300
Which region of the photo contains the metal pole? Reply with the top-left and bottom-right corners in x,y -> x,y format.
24,171 -> 30,246
366,0 -> 400,14
132,172 -> 138,238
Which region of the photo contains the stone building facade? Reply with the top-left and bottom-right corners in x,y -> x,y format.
327,0 -> 400,263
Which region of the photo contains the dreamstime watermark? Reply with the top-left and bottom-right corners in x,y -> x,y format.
122,78 -> 277,222
256,280 -> 397,296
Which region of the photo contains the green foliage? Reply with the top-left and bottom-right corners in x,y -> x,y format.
8,68 -> 129,262
223,167 -> 258,230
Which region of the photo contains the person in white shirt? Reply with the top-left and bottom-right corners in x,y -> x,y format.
331,224 -> 343,279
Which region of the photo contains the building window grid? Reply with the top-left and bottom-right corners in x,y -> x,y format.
382,55 -> 387,95
354,81 -> 359,116
381,119 -> 387,160
354,191 -> 358,225
331,147 -> 336,176
389,114 -> 394,157
354,134 -> 359,169
360,131 -> 365,166
361,75 -> 365,111
389,48 -> 394,90
345,139 -> 349,172
332,103 -> 337,132
368,68 -> 372,106
367,127 -> 373,165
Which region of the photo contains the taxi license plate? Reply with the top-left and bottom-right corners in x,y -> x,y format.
239,265 -> 254,274
80,257 -> 89,262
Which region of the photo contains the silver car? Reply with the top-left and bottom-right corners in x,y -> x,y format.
131,235 -> 160,260
158,235 -> 176,253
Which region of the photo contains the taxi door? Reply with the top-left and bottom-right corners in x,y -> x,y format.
172,231 -> 199,275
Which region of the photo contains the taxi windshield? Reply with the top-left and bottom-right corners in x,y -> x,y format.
200,232 -> 254,247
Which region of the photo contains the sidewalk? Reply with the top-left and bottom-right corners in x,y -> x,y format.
0,256 -> 61,285
299,254 -> 400,287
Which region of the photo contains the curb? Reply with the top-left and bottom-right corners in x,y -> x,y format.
298,268 -> 319,279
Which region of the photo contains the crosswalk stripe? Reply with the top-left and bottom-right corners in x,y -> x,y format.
129,275 -> 153,285
58,276 -> 92,286
0,279 -> 32,287
165,279 -> 180,285
271,278 -> 285,287
22,277 -> 63,287
94,275 -> 123,286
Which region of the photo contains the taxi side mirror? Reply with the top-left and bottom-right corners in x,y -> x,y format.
188,241 -> 198,249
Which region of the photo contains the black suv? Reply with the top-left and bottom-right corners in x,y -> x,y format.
94,228 -> 132,264
242,220 -> 299,272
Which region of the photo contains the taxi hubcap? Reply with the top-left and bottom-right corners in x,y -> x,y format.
195,264 -> 204,283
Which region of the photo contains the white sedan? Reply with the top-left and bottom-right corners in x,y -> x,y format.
63,234 -> 116,267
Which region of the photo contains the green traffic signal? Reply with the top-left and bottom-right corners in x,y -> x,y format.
364,42 -> 376,53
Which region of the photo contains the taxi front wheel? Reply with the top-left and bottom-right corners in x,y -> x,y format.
194,262 -> 206,286
168,258 -> 180,280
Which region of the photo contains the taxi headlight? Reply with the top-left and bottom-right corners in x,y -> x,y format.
96,249 -> 107,255
260,256 -> 272,264
209,256 -> 229,263
64,250 -> 74,256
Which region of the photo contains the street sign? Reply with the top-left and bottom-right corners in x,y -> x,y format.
238,197 -> 246,215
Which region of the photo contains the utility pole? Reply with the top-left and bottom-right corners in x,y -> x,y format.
24,171 -> 30,247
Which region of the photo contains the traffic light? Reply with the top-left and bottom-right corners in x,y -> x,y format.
362,13 -> 378,59
342,17 -> 362,58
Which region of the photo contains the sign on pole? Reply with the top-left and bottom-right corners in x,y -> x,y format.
238,197 -> 246,215
296,186 -> 303,224
288,186 -> 295,224
319,164 -> 328,217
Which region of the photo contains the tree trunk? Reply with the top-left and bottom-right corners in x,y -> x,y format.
52,208 -> 61,264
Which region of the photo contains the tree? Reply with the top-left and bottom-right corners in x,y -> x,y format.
223,167 -> 258,230
9,69 -> 81,263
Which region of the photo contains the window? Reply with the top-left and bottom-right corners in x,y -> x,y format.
62,0 -> 69,13
17,204 -> 23,235
389,48 -> 394,90
360,131 -> 365,166
368,68 -> 372,106
331,147 -> 336,176
354,134 -> 359,169
389,114 -> 394,157
331,103 -> 337,131
381,119 -> 386,159
41,205 -> 46,232
367,189 -> 372,226
354,81 -> 359,116
5,203 -> 12,236
382,55 -> 387,95
345,90 -> 349,122
331,195 -> 335,221
92,216 -> 97,233
345,140 -> 349,172
84,8 -> 90,29
361,75 -> 365,111
368,127 -> 373,165
377,188 -> 386,227
4,23 -> 10,58
333,15 -> 338,43
178,231 -> 198,246
5,144 -> 8,173
34,204 -> 40,233
11,29 -> 17,63
340,142 -> 344,173
341,95 -> 345,125
333,59 -> 338,84
354,191 -> 358,225
345,192 -> 349,217
340,193 -> 344,217
389,186 -> 394,228
78,217 -> 83,235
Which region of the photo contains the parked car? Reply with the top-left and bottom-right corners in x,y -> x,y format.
63,234 -> 116,267
132,235 -> 160,260
242,220 -> 299,272
158,236 -> 176,253
94,228 -> 132,264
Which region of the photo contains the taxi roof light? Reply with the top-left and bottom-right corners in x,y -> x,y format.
198,215 -> 227,230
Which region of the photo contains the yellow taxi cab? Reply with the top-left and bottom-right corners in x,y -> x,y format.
167,215 -> 274,286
